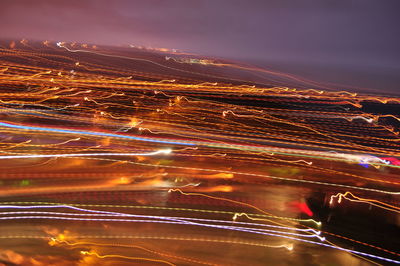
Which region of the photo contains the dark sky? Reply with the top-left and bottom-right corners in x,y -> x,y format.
1,0 -> 400,90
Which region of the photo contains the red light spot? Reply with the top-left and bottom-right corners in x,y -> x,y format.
380,157 -> 400,166
289,201 -> 313,216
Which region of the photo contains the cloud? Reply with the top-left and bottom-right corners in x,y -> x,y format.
1,0 -> 399,86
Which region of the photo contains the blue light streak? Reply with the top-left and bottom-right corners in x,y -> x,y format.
0,121 -> 195,146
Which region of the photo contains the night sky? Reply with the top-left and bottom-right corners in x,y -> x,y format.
1,0 -> 399,91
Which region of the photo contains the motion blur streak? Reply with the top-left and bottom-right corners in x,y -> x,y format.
0,40 -> 398,265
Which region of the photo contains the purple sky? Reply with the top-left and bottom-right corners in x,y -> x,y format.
1,0 -> 400,90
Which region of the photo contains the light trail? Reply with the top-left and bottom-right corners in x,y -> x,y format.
330,191 -> 400,213
0,205 -> 324,240
0,215 -> 398,263
0,121 -> 195,146
0,149 -> 172,159
53,239 -> 221,266
0,40 -> 399,265
0,121 -> 390,165
80,250 -> 176,266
